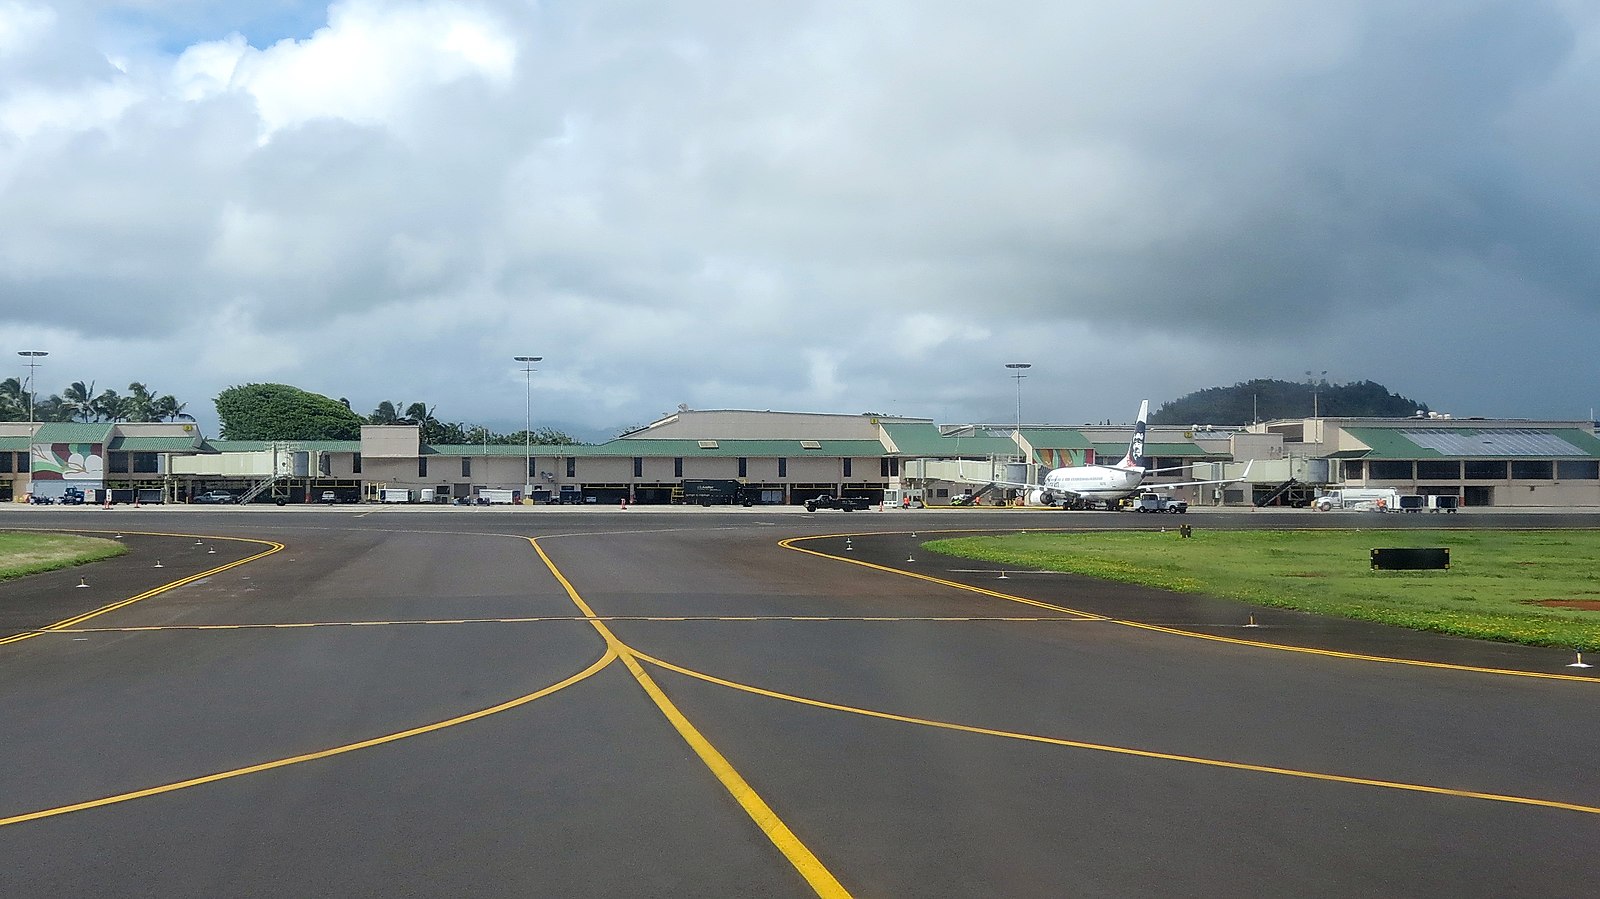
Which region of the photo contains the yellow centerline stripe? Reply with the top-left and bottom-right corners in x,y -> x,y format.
0,530 -> 286,646
633,650 -> 1600,816
0,647 -> 617,828
781,534 -> 1600,683
26,615 -> 1092,634
527,536 -> 851,899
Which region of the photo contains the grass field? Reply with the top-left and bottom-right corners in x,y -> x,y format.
925,529 -> 1600,650
0,533 -> 129,581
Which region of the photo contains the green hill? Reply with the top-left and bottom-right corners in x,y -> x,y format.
1151,379 -> 1428,425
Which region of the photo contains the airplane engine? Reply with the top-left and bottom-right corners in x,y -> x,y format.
1027,489 -> 1057,507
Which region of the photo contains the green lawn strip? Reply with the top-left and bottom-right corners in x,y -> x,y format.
924,529 -> 1600,650
0,533 -> 129,581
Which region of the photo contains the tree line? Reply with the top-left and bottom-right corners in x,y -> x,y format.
214,383 -> 581,444
0,379 -> 188,423
1150,378 -> 1429,425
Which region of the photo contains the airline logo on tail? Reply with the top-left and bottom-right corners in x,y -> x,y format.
1116,400 -> 1150,470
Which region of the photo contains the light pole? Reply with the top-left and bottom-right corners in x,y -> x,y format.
514,355 -> 542,500
1306,370 -> 1328,418
1004,363 -> 1031,433
18,351 -> 47,429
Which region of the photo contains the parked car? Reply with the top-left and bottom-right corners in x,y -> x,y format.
320,491 -> 338,504
194,491 -> 236,504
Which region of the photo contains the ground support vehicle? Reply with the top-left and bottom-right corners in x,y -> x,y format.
1313,488 -> 1403,512
1128,492 -> 1187,513
678,479 -> 768,506
804,495 -> 871,512
1427,495 -> 1461,513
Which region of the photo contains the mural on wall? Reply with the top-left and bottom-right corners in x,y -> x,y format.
30,443 -> 104,481
1036,448 -> 1094,468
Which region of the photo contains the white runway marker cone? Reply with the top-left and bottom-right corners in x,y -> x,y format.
1244,615 -> 1261,628
153,559 -> 163,568
997,571 -> 1009,579
77,577 -> 89,588
207,546 -> 216,554
905,553 -> 915,563
1568,651 -> 1593,669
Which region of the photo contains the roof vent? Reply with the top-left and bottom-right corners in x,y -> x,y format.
800,440 -> 822,450
698,439 -> 719,449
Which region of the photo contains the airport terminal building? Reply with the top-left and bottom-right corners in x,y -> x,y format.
4,409 -> 1599,508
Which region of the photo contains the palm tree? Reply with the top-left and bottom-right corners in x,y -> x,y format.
152,395 -> 187,422
125,382 -> 157,422
91,389 -> 130,422
368,400 -> 405,424
63,381 -> 95,422
0,377 -> 24,421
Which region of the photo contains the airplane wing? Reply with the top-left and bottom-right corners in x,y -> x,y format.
1141,461 -> 1253,491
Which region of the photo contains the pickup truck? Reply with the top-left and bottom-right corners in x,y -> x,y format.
1127,492 -> 1187,513
803,495 -> 871,512
193,490 -> 237,504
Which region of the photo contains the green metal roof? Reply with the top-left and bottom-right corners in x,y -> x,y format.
556,438 -> 891,458
30,423 -> 114,444
1090,441 -> 1223,459
107,436 -> 215,453
880,423 -> 1016,456
0,436 -> 29,451
1344,427 -> 1600,459
209,440 -> 361,453
1017,428 -> 1094,449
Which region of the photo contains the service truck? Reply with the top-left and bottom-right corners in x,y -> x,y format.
1127,492 -> 1187,513
1313,488 -> 1403,512
803,495 -> 871,512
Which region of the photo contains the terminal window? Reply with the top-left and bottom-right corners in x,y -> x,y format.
1368,460 -> 1413,479
1464,460 -> 1507,480
1556,460 -> 1599,479
1416,460 -> 1460,479
1511,460 -> 1553,479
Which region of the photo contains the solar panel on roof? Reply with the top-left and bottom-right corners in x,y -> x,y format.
1401,429 -> 1586,457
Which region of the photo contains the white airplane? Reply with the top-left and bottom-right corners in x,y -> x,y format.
969,399 -> 1249,508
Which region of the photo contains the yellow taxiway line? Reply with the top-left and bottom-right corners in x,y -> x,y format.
634,650 -> 1600,817
527,536 -> 852,898
0,647 -> 617,828
780,533 -> 1600,683
0,528 -> 284,647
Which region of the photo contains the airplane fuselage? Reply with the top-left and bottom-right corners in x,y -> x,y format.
1040,464 -> 1146,502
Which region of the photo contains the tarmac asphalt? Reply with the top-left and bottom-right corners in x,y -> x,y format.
1,505 -> 1598,897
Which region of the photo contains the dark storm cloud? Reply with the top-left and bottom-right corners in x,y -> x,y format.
2,0 -> 1597,432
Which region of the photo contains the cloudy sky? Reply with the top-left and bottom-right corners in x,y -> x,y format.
4,0 -> 1598,439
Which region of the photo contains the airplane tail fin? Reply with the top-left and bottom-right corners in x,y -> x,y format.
1115,400 -> 1149,470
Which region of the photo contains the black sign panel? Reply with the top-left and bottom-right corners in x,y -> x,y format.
1371,548 -> 1450,570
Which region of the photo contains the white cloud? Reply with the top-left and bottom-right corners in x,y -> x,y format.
3,0 -> 1600,437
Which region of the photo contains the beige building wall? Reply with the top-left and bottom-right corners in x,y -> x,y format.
361,425 -> 420,458
625,410 -> 923,441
